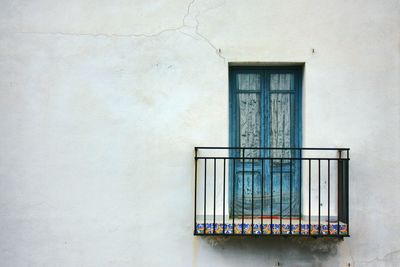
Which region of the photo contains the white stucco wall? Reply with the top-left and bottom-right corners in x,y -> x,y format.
0,0 -> 399,266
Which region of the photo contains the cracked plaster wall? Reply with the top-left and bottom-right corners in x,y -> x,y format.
0,0 -> 399,266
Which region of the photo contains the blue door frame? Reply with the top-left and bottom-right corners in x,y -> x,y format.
229,66 -> 302,218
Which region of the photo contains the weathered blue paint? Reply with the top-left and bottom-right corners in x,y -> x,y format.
229,66 -> 303,217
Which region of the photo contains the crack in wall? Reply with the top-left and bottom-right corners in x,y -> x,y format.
183,0 -> 197,27
1,0 -> 226,62
192,1 -> 226,61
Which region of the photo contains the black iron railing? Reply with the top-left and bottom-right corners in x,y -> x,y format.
194,147 -> 349,237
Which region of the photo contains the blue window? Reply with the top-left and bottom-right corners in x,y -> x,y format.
229,66 -> 302,217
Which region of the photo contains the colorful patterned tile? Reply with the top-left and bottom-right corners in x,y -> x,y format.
195,222 -> 348,236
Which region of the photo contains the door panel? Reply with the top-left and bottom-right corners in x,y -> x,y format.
234,72 -> 264,215
234,171 -> 262,215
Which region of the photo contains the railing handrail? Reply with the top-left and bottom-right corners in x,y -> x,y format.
195,157 -> 350,160
195,147 -> 350,160
195,147 -> 350,151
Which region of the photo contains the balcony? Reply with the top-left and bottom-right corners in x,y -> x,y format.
193,147 -> 349,237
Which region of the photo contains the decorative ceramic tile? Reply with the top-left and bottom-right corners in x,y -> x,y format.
195,222 -> 348,236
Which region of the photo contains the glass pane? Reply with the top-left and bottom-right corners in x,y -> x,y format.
270,93 -> 291,160
239,93 -> 260,157
270,74 -> 294,91
237,73 -> 261,91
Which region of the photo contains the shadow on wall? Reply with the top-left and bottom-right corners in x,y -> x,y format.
196,236 -> 343,266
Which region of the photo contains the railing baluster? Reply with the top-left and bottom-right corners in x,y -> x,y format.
290,158 -> 292,234
280,158 -> 283,234
318,159 -> 321,235
261,159 -> 264,235
346,158 -> 350,236
213,158 -> 217,234
223,158 -> 226,235
270,159 -> 273,236
194,149 -> 197,234
204,159 -> 207,234
242,148 -> 245,235
251,158 -> 254,234
328,159 -> 330,236
299,158 -> 302,235
309,159 -> 311,236
338,152 -> 341,237
233,159 -> 236,235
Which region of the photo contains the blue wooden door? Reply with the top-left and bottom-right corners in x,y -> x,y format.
229,67 -> 302,217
